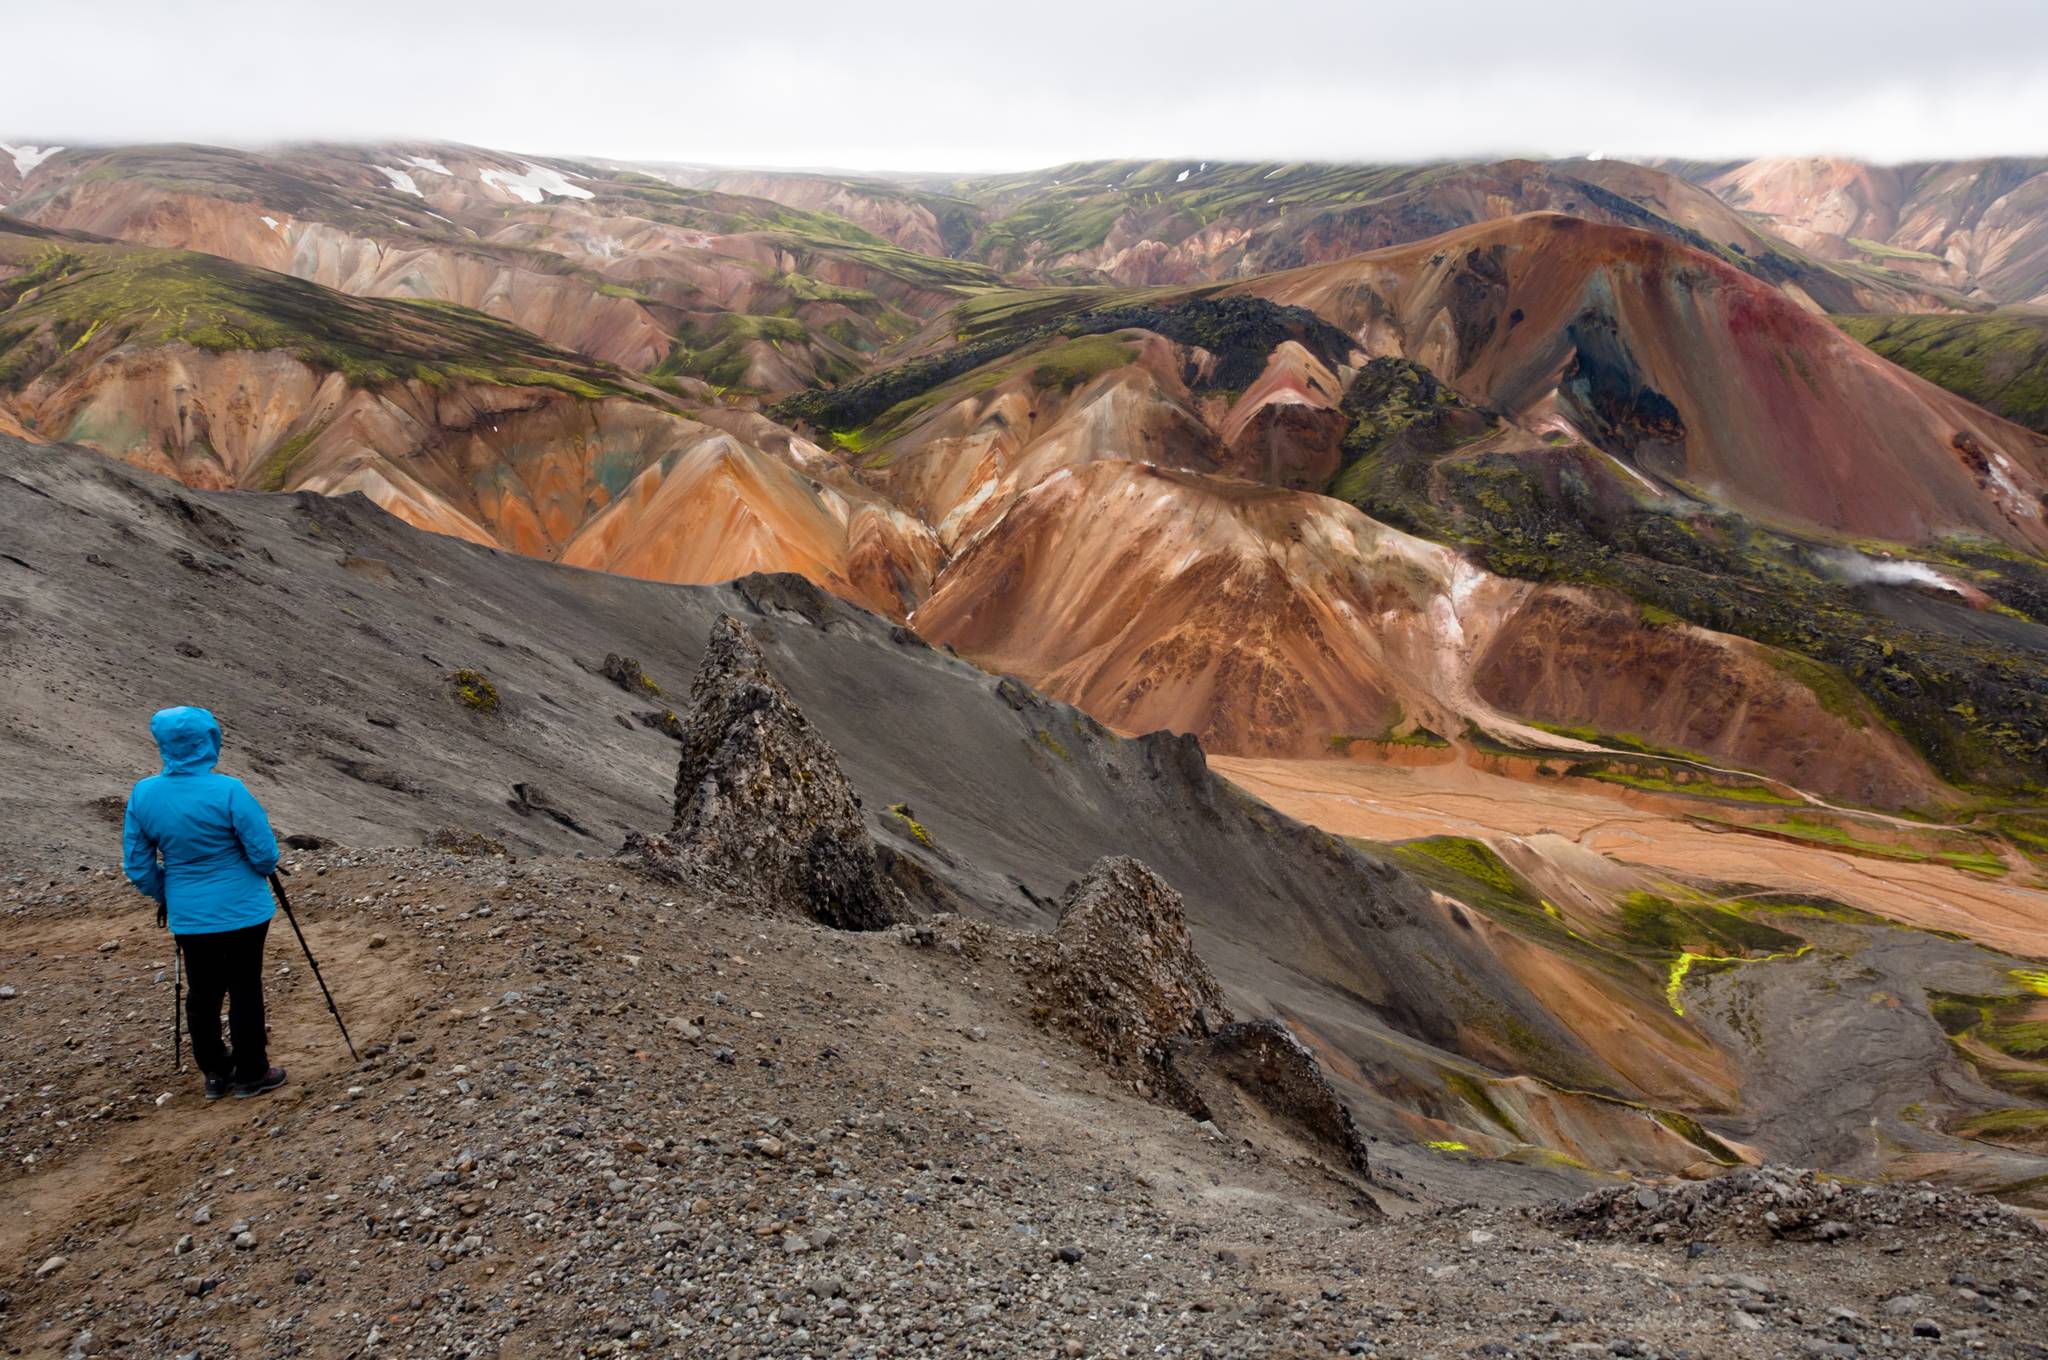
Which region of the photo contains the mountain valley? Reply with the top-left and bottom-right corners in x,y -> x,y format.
3,129 -> 2047,1356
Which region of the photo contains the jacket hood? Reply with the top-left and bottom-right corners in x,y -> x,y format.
150,706 -> 223,775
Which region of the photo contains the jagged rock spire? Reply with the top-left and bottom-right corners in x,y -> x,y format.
626,615 -> 898,931
1044,856 -> 1229,1068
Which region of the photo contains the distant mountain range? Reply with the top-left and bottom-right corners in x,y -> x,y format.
3,140 -> 2045,801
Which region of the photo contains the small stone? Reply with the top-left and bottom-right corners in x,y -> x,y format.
96,939 -> 120,953
33,1255 -> 65,1279
1054,1245 -> 1085,1264
174,1234 -> 193,1255
1913,1319 -> 1942,1339
192,1204 -> 212,1225
0,985 -> 16,999
234,1231 -> 257,1251
368,933 -> 389,950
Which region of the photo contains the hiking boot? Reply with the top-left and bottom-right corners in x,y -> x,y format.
203,1072 -> 232,1101
233,1066 -> 287,1099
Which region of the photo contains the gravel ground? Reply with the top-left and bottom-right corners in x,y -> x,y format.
3,848 -> 2043,1359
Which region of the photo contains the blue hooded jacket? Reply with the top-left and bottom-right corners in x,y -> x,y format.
123,707 -> 279,934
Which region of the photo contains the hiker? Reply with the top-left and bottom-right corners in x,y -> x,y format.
122,706 -> 288,1100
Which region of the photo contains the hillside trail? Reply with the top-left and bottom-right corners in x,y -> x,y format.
7,850 -> 2046,1358
1,879 -> 424,1277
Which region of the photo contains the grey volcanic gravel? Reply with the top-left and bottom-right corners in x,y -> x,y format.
3,848 -> 2042,1358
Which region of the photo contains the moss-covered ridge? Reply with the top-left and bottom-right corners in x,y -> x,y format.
946,158 -> 1906,310
0,227 -> 642,401
1836,312 -> 2048,434
1325,387 -> 2048,797
769,293 -> 1354,437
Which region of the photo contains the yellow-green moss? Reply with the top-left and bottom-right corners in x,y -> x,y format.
888,802 -> 936,849
447,669 -> 500,715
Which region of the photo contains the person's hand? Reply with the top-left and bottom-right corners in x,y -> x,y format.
155,901 -> 167,929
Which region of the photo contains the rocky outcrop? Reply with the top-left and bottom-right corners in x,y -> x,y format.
625,615 -> 899,930
1014,856 -> 1372,1182
1039,856 -> 1229,1070
1170,1018 -> 1373,1179
600,653 -> 662,697
1543,1164 -> 2046,1245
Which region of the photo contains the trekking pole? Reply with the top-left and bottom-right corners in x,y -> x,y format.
267,872 -> 359,1061
172,941 -> 184,1074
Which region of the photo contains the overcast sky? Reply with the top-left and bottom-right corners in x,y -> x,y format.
6,0 -> 2045,171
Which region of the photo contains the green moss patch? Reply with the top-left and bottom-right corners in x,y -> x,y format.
1395,836 -> 1522,897
447,669 -> 500,715
1954,1107 -> 2048,1141
1025,335 -> 1137,393
1837,312 -> 2048,434
887,802 -> 936,849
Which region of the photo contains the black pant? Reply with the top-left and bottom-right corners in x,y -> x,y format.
178,921 -> 269,1081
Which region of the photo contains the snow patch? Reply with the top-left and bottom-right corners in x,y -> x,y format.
1175,168 -> 1190,183
1264,167 -> 1287,179
478,163 -> 594,204
1,142 -> 62,176
260,215 -> 282,232
401,155 -> 452,177
937,475 -> 1000,543
374,166 -> 423,197
1986,450 -> 2027,506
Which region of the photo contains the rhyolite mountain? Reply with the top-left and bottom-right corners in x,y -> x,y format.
3,139 -> 2045,803
5,133 -> 2048,1218
1659,155 -> 2048,308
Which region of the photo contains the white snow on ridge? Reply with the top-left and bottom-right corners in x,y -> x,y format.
1175,168 -> 1190,183
402,155 -> 452,176
260,215 -> 282,232
1,142 -> 63,176
478,162 -> 594,204
375,166 -> 423,197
